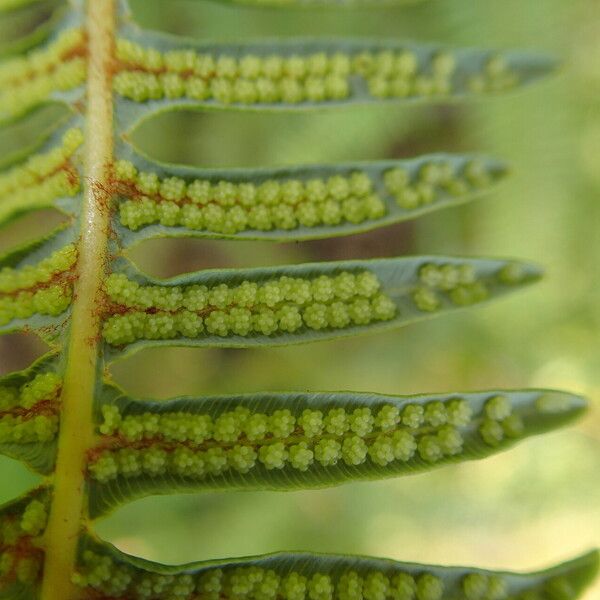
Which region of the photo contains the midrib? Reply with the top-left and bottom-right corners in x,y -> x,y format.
40,1 -> 115,599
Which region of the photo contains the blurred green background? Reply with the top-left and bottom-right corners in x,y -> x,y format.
1,0 -> 599,596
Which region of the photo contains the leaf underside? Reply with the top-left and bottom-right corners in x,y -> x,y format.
86,385 -> 586,517
0,1 -> 596,599
73,536 -> 600,600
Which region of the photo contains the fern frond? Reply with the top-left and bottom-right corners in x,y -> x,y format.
112,153 -> 508,243
86,386 -> 586,516
0,488 -> 50,599
0,123 -> 82,226
71,538 -> 600,600
0,353 -> 61,473
0,226 -> 76,340
113,31 -> 556,125
0,0 -> 44,12
101,256 -> 540,356
0,1 -> 594,599
0,10 -> 85,125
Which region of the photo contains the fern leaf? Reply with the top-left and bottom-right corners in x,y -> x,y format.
72,537 -> 600,600
113,153 -> 508,243
101,255 -> 541,357
0,226 -> 76,341
0,352 -> 61,474
113,31 -> 557,126
0,10 -> 85,126
87,386 -> 587,516
0,487 -> 50,600
0,122 -> 83,226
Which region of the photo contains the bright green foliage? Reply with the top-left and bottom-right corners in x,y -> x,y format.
0,0 -> 43,11
0,127 -> 83,225
70,540 -> 600,600
113,37 -> 547,110
86,388 -> 586,515
209,0 -> 431,6
0,28 -> 86,122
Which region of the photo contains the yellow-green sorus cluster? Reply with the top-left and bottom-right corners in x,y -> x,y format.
0,371 -> 62,411
74,552 -> 451,600
353,50 -> 518,100
115,160 -> 386,233
467,55 -> 521,95
114,39 -> 352,104
0,244 -> 77,294
113,41 -> 519,105
462,573 -> 509,600
355,49 -> 455,99
102,271 -> 396,346
0,245 -> 77,326
478,395 -> 524,448
19,500 -> 47,537
0,128 -> 83,209
72,551 -> 137,599
90,396 -> 476,483
383,159 -> 497,211
0,500 -> 47,587
0,29 -> 86,120
0,372 -> 61,444
412,262 -> 489,313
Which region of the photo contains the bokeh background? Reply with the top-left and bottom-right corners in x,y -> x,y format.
1,0 -> 599,596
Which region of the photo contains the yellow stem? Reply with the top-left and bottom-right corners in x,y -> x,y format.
40,1 -> 115,599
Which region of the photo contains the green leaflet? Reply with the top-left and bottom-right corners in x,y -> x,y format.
0,225 -> 76,341
0,352 -> 61,474
0,6 -> 85,126
75,536 -> 600,600
113,152 -> 508,243
0,488 -> 49,600
87,386 -> 586,517
102,255 -> 541,358
0,121 -> 83,227
114,28 -> 557,129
